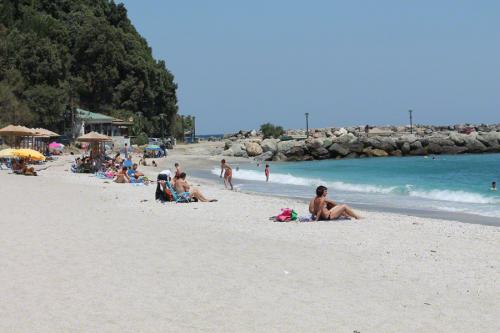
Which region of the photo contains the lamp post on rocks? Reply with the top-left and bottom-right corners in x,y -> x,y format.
305,112 -> 309,138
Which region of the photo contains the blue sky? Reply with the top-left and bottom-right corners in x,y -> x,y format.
120,0 -> 499,134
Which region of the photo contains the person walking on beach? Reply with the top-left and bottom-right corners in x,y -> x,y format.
265,164 -> 270,182
309,185 -> 360,221
220,159 -> 233,190
123,143 -> 129,159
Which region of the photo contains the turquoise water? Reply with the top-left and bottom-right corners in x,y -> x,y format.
211,154 -> 500,218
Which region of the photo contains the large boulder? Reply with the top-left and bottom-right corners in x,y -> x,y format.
261,139 -> 279,153
273,152 -> 287,161
245,142 -> 263,157
363,148 -> 389,157
401,142 -> 411,154
322,138 -> 333,148
329,143 -> 350,156
228,142 -> 248,157
333,133 -> 357,144
224,140 -> 233,150
426,142 -> 443,154
277,140 -> 296,154
449,132 -> 466,145
441,146 -> 468,155
254,151 -> 274,161
344,142 -> 364,153
477,131 -> 500,148
367,137 -> 396,152
334,128 -> 348,136
463,137 -> 487,153
310,147 -> 330,159
409,141 -> 426,155
305,138 -> 324,150
427,136 -> 455,147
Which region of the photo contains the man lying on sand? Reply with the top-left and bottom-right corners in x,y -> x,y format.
309,185 -> 360,221
175,172 -> 217,202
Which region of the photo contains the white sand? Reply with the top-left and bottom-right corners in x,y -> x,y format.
0,148 -> 499,332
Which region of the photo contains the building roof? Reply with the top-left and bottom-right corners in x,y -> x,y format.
75,108 -> 132,126
76,108 -> 115,123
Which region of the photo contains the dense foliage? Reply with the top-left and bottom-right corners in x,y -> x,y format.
0,0 -> 178,137
260,123 -> 284,139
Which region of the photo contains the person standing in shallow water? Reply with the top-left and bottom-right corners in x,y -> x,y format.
265,164 -> 270,182
220,159 -> 233,190
492,181 -> 497,191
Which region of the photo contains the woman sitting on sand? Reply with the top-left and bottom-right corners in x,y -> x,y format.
114,166 -> 130,183
175,172 -> 217,202
309,185 -> 359,221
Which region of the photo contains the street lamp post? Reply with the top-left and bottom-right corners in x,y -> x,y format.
159,113 -> 166,141
305,112 -> 309,138
409,109 -> 413,134
192,116 -> 196,143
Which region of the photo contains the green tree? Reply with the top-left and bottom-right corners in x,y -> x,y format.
260,123 -> 284,139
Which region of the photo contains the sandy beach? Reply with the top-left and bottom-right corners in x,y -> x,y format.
1,145 -> 499,332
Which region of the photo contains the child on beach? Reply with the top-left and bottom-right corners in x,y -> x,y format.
220,159 -> 233,190
265,164 -> 270,182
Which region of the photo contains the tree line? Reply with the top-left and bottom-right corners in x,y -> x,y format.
0,0 -> 180,139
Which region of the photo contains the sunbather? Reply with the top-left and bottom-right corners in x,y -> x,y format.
309,185 -> 359,221
114,166 -> 130,183
175,172 -> 217,202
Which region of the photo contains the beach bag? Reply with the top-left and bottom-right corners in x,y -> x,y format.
276,208 -> 298,222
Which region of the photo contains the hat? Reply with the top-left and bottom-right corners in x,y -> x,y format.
159,169 -> 171,177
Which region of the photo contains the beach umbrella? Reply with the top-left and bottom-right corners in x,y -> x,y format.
0,148 -> 16,158
33,128 -> 60,137
48,142 -> 63,149
77,131 -> 112,142
0,125 -> 35,136
13,149 -> 46,161
145,144 -> 161,150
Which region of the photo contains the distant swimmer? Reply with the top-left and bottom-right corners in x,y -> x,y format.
492,181 -> 497,191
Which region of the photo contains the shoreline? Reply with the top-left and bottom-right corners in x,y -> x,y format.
163,147 -> 500,226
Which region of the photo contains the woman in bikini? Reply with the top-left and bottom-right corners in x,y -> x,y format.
220,159 -> 234,190
309,185 -> 360,221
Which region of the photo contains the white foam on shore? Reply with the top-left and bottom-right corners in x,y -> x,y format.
211,168 -> 396,194
212,167 -> 500,206
408,189 -> 498,204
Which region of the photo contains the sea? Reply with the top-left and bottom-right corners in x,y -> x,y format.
204,153 -> 500,223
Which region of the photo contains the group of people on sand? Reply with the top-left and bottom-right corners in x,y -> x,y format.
111,154 -> 148,184
156,162 -> 217,203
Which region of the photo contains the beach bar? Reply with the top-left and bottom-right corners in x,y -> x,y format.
73,108 -> 132,147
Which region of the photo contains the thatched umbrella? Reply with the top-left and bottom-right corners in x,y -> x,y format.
77,132 -> 112,162
77,131 -> 112,142
0,125 -> 36,148
32,128 -> 60,152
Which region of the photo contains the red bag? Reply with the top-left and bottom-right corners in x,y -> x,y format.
276,208 -> 293,222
